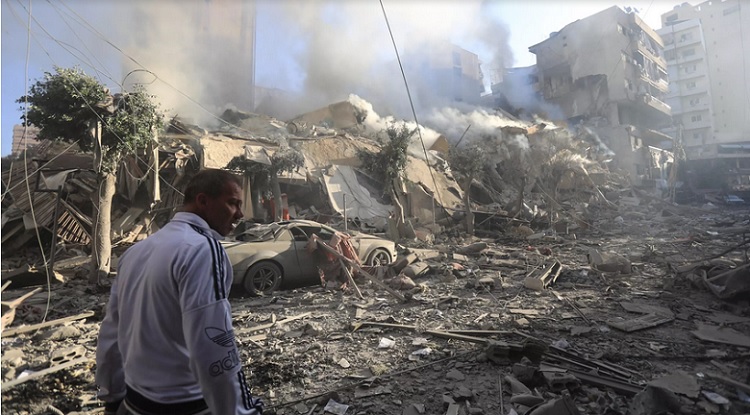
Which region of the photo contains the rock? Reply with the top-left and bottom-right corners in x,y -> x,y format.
477,277 -> 496,289
468,407 -> 484,415
41,325 -> 82,341
452,385 -> 473,400
302,322 -> 322,336
446,369 -> 466,381
2,348 -> 25,367
402,262 -> 430,279
389,274 -> 417,290
587,249 -> 631,274
515,318 -> 530,327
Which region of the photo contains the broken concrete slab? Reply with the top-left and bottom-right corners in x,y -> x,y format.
628,385 -> 681,415
607,313 -> 674,333
587,249 -> 631,274
647,372 -> 699,398
692,324 -> 750,348
619,302 -> 674,318
527,395 -> 581,415
50,345 -> 86,367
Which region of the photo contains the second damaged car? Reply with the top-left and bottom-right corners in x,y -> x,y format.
222,220 -> 396,295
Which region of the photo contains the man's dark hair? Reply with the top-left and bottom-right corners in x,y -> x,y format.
183,169 -> 241,204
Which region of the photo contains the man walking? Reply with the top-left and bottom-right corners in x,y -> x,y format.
96,169 -> 263,415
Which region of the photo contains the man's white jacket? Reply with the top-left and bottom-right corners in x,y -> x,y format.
96,212 -> 262,414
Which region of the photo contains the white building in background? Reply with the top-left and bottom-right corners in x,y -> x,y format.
657,19 -> 715,158
659,0 -> 750,161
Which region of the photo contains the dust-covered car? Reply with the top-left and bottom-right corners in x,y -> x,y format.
221,220 -> 397,295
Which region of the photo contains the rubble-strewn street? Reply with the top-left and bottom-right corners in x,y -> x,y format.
2,198 -> 748,414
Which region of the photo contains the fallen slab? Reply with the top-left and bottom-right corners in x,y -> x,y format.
692,324 -> 750,348
1,356 -> 89,391
2,310 -> 94,337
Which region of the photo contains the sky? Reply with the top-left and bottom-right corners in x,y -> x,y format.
1,0 -> 681,156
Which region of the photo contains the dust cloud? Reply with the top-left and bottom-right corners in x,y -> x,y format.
115,1 -> 514,128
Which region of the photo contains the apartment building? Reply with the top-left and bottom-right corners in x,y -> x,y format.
408,43 -> 485,106
659,0 -> 749,193
10,125 -> 40,156
529,6 -> 672,184
657,19 -> 714,158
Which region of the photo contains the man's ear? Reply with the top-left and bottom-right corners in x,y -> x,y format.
195,193 -> 209,208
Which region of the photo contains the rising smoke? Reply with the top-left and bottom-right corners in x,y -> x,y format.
116,0 -> 515,133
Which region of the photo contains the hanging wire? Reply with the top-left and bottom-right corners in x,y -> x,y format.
379,0 -> 444,223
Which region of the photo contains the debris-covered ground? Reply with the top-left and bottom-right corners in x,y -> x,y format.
2,199 -> 749,415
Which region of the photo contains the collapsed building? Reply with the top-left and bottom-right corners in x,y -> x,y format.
2,92 -> 618,271
490,6 -> 674,189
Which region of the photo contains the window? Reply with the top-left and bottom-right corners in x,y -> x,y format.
665,50 -> 676,60
617,24 -> 625,35
679,32 -> 693,42
290,227 -> 309,242
685,64 -> 696,74
665,13 -> 678,22
686,81 -> 696,89
689,98 -> 700,106
452,51 -> 461,67
723,5 -> 740,15
691,114 -> 702,122
682,48 -> 696,57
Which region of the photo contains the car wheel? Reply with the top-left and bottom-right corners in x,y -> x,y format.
243,261 -> 282,296
367,248 -> 392,266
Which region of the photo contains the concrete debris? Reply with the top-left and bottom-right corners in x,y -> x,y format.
647,372 -> 699,398
692,324 -> 750,348
3,95 -> 750,415
587,249 -> 632,274
628,385 -> 682,415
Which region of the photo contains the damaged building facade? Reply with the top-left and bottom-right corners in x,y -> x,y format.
528,6 -> 673,186
658,0 -> 750,195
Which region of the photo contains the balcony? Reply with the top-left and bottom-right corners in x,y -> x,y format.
638,93 -> 672,116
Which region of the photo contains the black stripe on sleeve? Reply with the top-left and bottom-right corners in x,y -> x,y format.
238,371 -> 250,410
190,225 -> 222,301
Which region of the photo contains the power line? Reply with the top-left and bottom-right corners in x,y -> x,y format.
379,0 -> 445,223
54,0 -> 260,136
46,0 -> 116,85
10,0 -> 187,199
11,0 -> 54,325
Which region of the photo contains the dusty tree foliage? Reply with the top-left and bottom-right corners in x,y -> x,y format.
357,125 -> 415,222
227,147 -> 304,220
18,66 -> 163,284
358,125 -> 414,185
19,66 -> 163,173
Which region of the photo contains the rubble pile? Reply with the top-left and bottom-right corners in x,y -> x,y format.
2,197 -> 749,414
2,97 -> 749,414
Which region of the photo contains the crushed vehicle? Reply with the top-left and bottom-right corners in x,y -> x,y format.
222,220 -> 397,295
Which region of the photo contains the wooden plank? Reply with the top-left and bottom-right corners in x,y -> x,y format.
235,312 -> 311,335
2,311 -> 94,337
339,259 -> 364,300
1,357 -> 89,391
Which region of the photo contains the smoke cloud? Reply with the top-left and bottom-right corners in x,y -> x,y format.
117,0 -> 257,123
270,0 -> 513,119
112,1 -> 514,126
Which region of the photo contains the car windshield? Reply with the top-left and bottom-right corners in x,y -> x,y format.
234,222 -> 283,242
